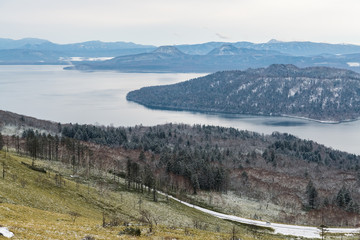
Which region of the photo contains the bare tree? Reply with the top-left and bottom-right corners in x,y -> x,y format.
20,179 -> 27,188
231,225 -> 237,240
318,224 -> 328,240
69,211 -> 81,223
2,161 -> 7,179
0,133 -> 4,151
140,210 -> 156,232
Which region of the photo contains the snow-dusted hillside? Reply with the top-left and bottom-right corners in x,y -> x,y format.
127,64 -> 360,122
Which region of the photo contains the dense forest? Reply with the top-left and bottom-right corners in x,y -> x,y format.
127,64 -> 360,121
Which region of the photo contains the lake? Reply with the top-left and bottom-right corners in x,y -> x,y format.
1,65 -> 360,155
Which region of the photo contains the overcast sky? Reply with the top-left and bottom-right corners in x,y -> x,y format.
1,0 -> 359,46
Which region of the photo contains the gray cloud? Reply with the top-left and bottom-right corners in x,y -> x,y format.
216,33 -> 229,40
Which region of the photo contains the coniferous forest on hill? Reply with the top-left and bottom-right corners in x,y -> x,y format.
127,64 -> 360,122
2,109 -> 360,227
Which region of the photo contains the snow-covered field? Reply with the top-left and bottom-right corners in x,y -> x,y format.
165,193 -> 360,238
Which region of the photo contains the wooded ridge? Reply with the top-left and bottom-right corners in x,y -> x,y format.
127,64 -> 360,122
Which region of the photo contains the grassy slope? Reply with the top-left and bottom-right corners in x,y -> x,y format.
0,150 -> 290,240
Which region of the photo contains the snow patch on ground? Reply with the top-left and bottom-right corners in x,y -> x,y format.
309,95 -> 318,103
158,191 -> 360,238
0,227 -> 14,238
347,62 -> 360,67
236,83 -> 252,92
288,85 -> 300,97
59,57 -> 114,62
210,81 -> 220,88
0,124 -> 53,137
0,125 -> 23,136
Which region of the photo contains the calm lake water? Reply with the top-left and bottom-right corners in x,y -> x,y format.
1,65 -> 360,155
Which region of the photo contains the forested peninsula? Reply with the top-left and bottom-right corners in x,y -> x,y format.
127,64 -> 360,122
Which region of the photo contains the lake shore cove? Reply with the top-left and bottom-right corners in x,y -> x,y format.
2,65 -> 360,155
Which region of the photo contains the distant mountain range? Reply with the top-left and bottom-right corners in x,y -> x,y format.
206,44 -> 281,56
177,39 -> 360,56
65,45 -> 291,72
127,64 -> 360,122
0,38 -> 50,49
0,38 -> 155,64
21,40 -> 155,57
2,38 -> 360,72
0,38 -> 154,51
67,44 -> 360,73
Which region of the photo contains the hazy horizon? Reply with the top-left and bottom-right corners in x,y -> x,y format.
3,37 -> 360,47
1,0 -> 360,46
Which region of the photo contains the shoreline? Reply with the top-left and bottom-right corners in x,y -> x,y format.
127,98 -> 360,124
280,114 -> 360,124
